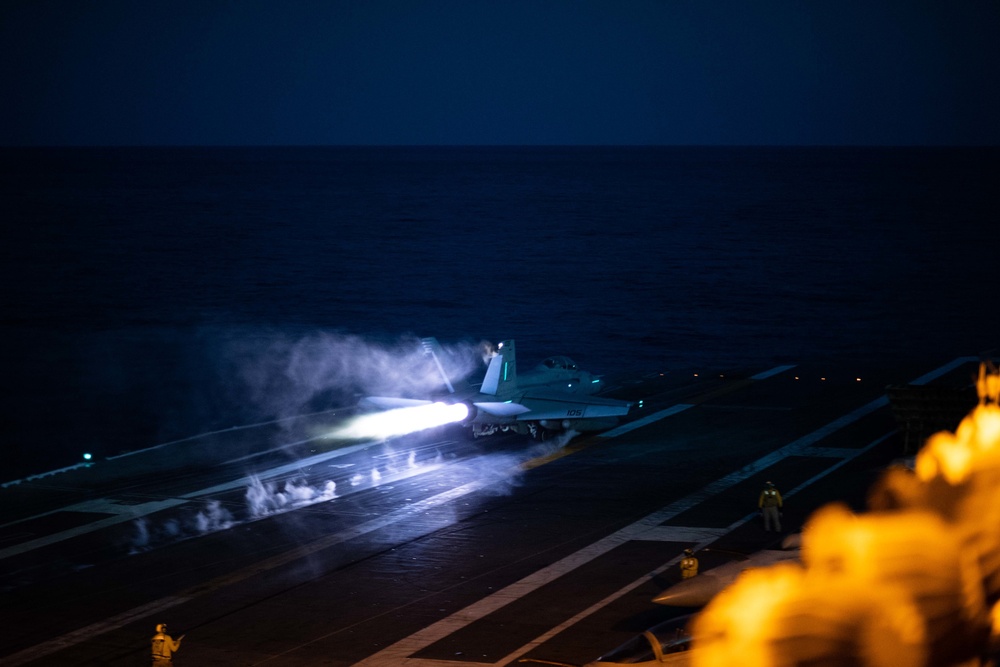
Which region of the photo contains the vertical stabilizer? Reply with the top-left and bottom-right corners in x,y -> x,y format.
480,340 -> 517,396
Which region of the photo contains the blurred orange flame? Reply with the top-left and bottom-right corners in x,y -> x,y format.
689,363 -> 1000,667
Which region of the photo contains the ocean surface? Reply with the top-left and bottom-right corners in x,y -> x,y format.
2,146 -> 998,480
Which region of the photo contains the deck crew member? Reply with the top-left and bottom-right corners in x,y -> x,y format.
151,623 -> 184,666
680,548 -> 699,579
758,481 -> 783,532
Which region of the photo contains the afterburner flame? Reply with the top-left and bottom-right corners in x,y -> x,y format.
690,363 -> 1000,667
329,402 -> 469,439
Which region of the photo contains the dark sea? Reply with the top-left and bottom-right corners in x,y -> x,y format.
2,146 -> 998,481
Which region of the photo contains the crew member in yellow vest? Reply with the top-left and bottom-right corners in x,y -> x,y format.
758,481 -> 783,531
151,623 -> 184,666
680,548 -> 699,579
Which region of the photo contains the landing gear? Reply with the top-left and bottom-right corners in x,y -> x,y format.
472,422 -> 544,439
473,424 -> 500,438
530,424 -> 553,442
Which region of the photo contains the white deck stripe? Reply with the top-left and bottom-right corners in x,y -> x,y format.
598,404 -> 694,438
750,364 -> 797,380
805,447 -> 862,459
0,499 -> 190,559
634,526 -> 731,542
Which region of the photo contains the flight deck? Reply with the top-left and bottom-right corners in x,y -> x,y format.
0,356 -> 984,666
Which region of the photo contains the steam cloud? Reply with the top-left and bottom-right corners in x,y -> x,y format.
126,431 -> 567,553
129,500 -> 235,554
128,477 -> 339,553
224,331 -> 486,423
245,475 -> 337,518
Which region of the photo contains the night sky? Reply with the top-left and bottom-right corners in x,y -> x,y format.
2,0 -> 999,146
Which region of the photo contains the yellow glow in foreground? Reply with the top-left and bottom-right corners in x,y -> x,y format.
690,364 -> 1000,667
691,563 -> 802,667
914,370 -> 1000,484
329,402 -> 469,439
692,564 -> 926,667
801,504 -> 988,664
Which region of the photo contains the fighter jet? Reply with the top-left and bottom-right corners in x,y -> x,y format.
361,338 -> 633,438
652,536 -> 801,608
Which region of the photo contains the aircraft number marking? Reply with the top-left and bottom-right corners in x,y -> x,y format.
566,409 -> 583,417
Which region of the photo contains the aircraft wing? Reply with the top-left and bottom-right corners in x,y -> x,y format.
511,392 -> 632,421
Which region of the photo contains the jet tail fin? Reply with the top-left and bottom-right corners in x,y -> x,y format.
480,339 -> 517,396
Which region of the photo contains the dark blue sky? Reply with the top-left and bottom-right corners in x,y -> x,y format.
3,1 -> 998,146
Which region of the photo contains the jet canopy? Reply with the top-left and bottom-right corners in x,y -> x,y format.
539,356 -> 579,372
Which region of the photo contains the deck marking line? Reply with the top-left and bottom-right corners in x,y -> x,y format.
750,364 -> 797,380
804,446 -> 864,459
633,526 -> 730,542
0,500 -> 189,559
598,404 -> 694,438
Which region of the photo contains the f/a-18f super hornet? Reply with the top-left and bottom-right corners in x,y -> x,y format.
361,338 -> 633,438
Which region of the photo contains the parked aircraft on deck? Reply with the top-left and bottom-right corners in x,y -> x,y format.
361,338 -> 633,438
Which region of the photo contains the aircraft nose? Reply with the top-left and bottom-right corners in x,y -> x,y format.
652,575 -> 725,607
